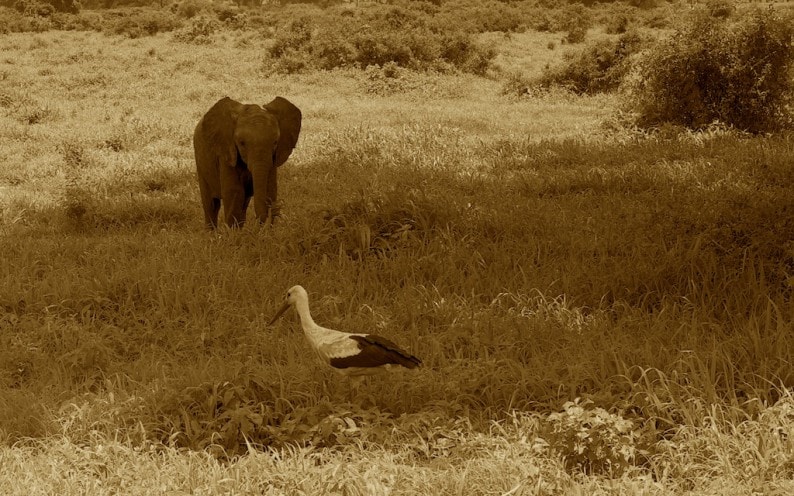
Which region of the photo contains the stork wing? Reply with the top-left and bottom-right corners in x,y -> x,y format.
329,334 -> 422,370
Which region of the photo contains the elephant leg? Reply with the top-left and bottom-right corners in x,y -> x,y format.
265,165 -> 279,222
198,177 -> 220,229
221,168 -> 247,228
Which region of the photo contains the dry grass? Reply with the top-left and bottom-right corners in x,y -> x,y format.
0,11 -> 793,494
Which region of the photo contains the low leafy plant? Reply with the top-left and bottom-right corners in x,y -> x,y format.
172,0 -> 211,19
266,12 -> 493,75
541,398 -> 640,476
172,13 -> 218,44
628,7 -> 794,132
106,8 -> 181,38
537,31 -> 646,94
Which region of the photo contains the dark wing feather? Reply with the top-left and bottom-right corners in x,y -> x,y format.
329,334 -> 422,370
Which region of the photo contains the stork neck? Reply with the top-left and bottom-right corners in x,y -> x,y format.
294,298 -> 317,331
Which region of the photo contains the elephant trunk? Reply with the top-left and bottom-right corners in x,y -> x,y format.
251,159 -> 274,224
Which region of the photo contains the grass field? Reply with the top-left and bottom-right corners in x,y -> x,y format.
1,9 -> 793,494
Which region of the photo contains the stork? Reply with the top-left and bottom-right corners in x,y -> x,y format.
269,285 -> 422,388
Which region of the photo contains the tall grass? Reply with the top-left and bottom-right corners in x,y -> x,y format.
0,26 -> 792,492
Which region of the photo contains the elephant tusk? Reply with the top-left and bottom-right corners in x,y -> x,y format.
269,301 -> 292,325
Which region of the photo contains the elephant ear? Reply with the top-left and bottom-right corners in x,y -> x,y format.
264,97 -> 302,167
202,97 -> 242,168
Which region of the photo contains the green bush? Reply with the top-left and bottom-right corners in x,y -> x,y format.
538,31 -> 646,94
532,3 -> 593,35
51,11 -> 105,30
542,399 -> 639,477
0,6 -> 24,32
605,13 -> 630,34
706,0 -> 735,19
172,0 -> 211,19
172,13 -> 217,44
13,0 -> 53,16
433,0 -> 524,33
9,0 -> 78,15
629,8 -> 794,133
106,8 -> 181,38
267,12 -> 494,75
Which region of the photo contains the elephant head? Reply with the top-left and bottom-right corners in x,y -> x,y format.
194,96 -> 302,229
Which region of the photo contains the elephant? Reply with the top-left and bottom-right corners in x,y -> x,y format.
194,96 -> 302,229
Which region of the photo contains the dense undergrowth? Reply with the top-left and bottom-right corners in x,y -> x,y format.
0,2 -> 793,491
2,123 -> 793,466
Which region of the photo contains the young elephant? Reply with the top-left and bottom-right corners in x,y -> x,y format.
194,96 -> 302,229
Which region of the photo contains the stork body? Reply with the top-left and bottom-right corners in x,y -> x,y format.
270,286 -> 422,377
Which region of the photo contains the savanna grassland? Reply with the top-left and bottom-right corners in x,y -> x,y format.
1,0 -> 794,494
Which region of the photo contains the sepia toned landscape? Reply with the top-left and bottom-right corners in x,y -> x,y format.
1,0 -> 793,493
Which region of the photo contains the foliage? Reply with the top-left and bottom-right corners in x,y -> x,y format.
432,0 -> 525,34
561,4 -> 591,44
50,10 -> 105,30
0,6 -> 25,32
537,30 -> 646,94
171,0 -> 211,19
267,11 -> 494,75
628,7 -> 794,133
105,7 -> 181,38
172,13 -> 218,44
541,399 -> 640,476
12,0 -> 78,15
604,12 -> 630,34
706,0 -> 735,19
3,23 -> 794,492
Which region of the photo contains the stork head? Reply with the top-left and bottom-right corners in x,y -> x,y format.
269,285 -> 308,325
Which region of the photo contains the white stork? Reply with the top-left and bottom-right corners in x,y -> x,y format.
269,285 -> 422,382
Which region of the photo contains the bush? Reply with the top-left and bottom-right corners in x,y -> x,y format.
538,31 -> 646,94
51,11 -> 105,30
13,0 -> 52,16
432,0 -> 524,33
106,8 -> 181,38
267,13 -> 494,75
629,8 -> 794,133
172,0 -> 211,19
542,399 -> 640,477
605,13 -> 630,34
172,13 -> 217,44
0,6 -> 24,32
706,0 -> 735,19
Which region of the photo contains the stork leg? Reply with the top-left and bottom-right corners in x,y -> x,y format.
347,376 -> 365,404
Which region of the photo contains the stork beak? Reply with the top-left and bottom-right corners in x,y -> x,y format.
269,301 -> 291,325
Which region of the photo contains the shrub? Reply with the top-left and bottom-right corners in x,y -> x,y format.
267,14 -> 494,75
556,4 -> 592,44
0,6 -> 24,32
629,8 -> 794,133
541,399 -> 640,477
172,13 -> 217,44
13,0 -> 52,16
172,0 -> 211,19
268,16 -> 312,59
106,8 -> 181,38
51,11 -> 105,31
361,62 -> 421,96
433,0 -> 524,34
706,0 -> 735,19
11,0 -> 79,15
628,0 -> 658,8
538,31 -> 646,94
605,13 -> 630,34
